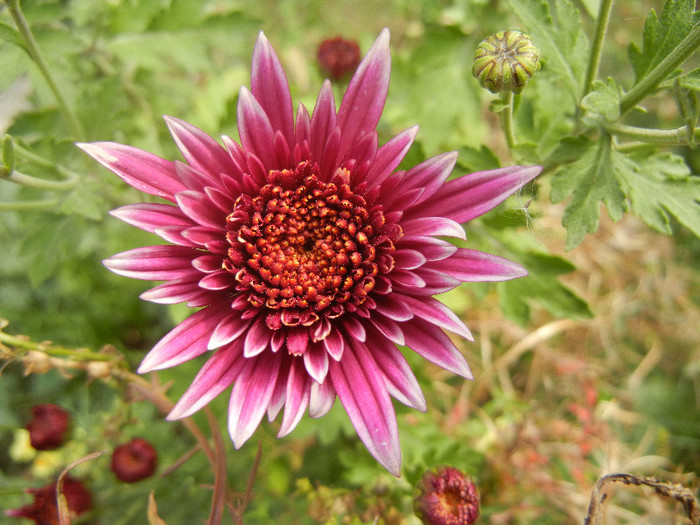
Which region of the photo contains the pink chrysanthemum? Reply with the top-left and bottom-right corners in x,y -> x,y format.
78,30 -> 540,476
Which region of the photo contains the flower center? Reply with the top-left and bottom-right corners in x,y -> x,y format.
224,161 -> 384,329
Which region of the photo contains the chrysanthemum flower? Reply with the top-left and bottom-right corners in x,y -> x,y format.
78,30 -> 539,476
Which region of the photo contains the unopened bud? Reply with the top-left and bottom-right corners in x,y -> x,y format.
26,404 -> 71,451
317,37 -> 361,80
472,31 -> 541,94
111,438 -> 158,483
5,476 -> 91,522
415,466 -> 479,525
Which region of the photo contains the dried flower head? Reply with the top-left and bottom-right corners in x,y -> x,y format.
472,30 -> 541,94
111,437 -> 158,483
415,467 -> 479,525
26,404 -> 70,451
317,36 -> 361,80
79,29 -> 540,476
5,476 -> 91,524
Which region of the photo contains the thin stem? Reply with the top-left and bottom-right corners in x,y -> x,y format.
4,0 -> 85,140
500,91 -> 516,151
604,121 -> 699,145
582,0 -> 614,98
620,22 -> 700,115
0,330 -> 113,361
0,198 -> 60,211
13,142 -> 82,181
3,169 -> 78,191
206,407 -> 228,525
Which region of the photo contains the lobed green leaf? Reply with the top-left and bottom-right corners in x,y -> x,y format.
551,135 -> 628,249
628,0 -> 700,84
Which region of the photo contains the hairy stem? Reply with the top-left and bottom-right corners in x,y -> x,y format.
605,122 -> 700,145
582,0 -> 614,98
4,0 -> 85,140
620,22 -> 700,115
500,91 -> 516,151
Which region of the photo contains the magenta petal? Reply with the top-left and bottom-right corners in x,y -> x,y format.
373,294 -> 414,322
415,165 -> 542,224
330,338 -> 401,476
402,318 -> 473,379
322,328 -> 344,361
198,271 -> 234,290
336,29 -> 391,160
368,330 -> 426,411
406,151 -> 458,203
176,190 -> 226,230
390,270 -> 426,289
228,353 -> 282,448
393,249 -> 427,270
340,316 -> 366,343
429,248 -> 528,282
104,245 -> 197,281
209,313 -> 254,350
164,116 -> 232,179
309,378 -> 336,418
138,305 -> 229,373
278,358 -> 311,437
237,87 -> 277,170
303,342 -> 329,384
77,142 -> 186,201
243,316 -> 271,357
364,126 -> 418,188
398,293 -> 473,340
310,80 -> 337,164
370,315 -> 405,346
109,203 -> 192,233
399,236 -> 458,261
167,342 -> 245,420
402,216 -> 466,240
251,32 -> 295,147
140,274 -> 203,304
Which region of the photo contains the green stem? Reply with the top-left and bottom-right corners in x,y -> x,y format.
0,198 -> 60,210
4,0 -> 85,140
500,91 -> 516,151
2,168 -> 78,191
582,0 -> 614,98
0,330 -> 114,361
604,122 -> 699,145
620,22 -> 700,115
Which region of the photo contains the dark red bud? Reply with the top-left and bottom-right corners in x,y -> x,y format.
317,37 -> 361,80
5,476 -> 91,524
111,438 -> 158,483
26,404 -> 70,451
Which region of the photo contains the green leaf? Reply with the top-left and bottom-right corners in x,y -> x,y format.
581,78 -> 621,121
498,251 -> 592,325
628,0 -> 700,83
506,0 -> 588,100
547,135 -> 595,163
624,152 -> 700,236
551,134 -> 628,249
0,22 -> 27,53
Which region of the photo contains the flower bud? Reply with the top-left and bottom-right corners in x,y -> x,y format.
111,438 -> 158,483
26,404 -> 70,451
317,37 -> 361,80
5,476 -> 92,523
415,466 -> 479,525
472,31 -> 541,94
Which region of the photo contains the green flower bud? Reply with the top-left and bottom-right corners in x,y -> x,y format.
472,31 -> 541,94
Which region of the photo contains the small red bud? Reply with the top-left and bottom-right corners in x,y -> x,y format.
415,466 -> 480,525
317,37 -> 361,80
111,438 -> 158,483
26,404 -> 70,451
5,476 -> 92,524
